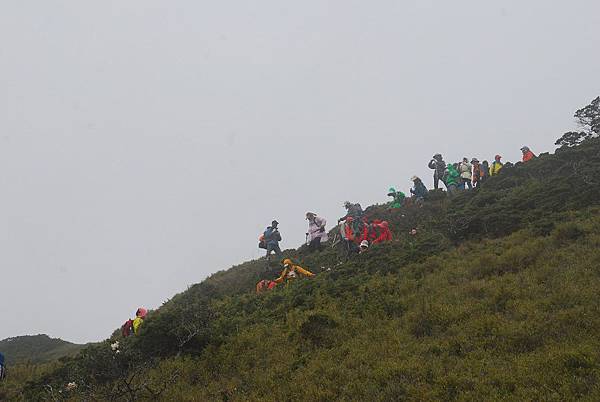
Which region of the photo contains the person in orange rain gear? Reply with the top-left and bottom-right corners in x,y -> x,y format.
369,220 -> 392,244
275,259 -> 315,284
256,279 -> 277,294
521,146 -> 536,162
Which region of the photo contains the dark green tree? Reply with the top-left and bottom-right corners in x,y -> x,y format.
556,96 -> 600,147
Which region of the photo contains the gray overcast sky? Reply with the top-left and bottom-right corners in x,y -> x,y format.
1,1 -> 599,343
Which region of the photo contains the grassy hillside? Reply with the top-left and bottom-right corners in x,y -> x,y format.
0,335 -> 85,365
7,138 -> 600,401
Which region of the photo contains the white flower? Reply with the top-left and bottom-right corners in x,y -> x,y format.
66,382 -> 78,391
111,341 -> 120,351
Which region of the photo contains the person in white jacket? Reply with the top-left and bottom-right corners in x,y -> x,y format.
306,212 -> 328,252
458,157 -> 473,189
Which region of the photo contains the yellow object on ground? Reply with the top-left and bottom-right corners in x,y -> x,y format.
275,259 -> 315,284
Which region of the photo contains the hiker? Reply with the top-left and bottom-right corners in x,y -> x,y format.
133,308 -> 147,335
459,157 -> 473,189
340,217 -> 360,256
263,220 -> 282,260
370,220 -> 392,244
471,158 -> 482,188
0,353 -> 6,381
275,259 -> 315,284
387,188 -> 405,208
256,279 -> 277,294
444,163 -> 461,194
306,212 -> 328,252
359,240 -> 369,254
481,160 -> 490,182
521,146 -> 536,162
428,153 -> 447,190
338,202 -> 364,237
489,155 -> 503,176
410,176 -> 428,200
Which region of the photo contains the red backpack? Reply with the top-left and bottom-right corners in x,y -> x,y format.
121,319 -> 134,337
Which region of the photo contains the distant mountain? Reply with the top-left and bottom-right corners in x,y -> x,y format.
0,334 -> 85,365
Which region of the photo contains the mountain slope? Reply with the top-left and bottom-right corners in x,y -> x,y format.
15,138 -> 600,401
0,335 -> 85,365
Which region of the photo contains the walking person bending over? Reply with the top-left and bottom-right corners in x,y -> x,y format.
263,220 -> 282,260
306,212 -> 328,252
387,187 -> 405,209
410,176 -> 427,201
428,153 -> 447,190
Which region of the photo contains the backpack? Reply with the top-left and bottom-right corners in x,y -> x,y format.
121,319 -> 134,337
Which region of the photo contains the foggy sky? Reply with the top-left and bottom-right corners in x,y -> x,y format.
1,1 -> 599,343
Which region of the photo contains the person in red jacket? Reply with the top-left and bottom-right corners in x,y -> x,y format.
521,146 -> 536,162
369,220 -> 392,244
256,279 -> 277,294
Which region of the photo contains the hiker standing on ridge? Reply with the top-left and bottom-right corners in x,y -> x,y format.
133,308 -> 147,335
387,187 -> 405,209
263,220 -> 282,260
489,155 -> 503,176
306,212 -> 328,252
410,176 -> 427,201
338,202 -> 364,237
481,160 -> 490,182
521,146 -> 536,162
444,163 -> 461,194
428,153 -> 447,190
459,157 -> 473,189
471,158 -> 482,188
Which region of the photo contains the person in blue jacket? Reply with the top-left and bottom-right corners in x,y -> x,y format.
263,220 -> 282,260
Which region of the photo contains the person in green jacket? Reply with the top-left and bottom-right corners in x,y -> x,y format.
387,187 -> 405,208
444,163 -> 461,194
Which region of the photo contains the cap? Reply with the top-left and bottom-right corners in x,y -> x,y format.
360,240 -> 369,248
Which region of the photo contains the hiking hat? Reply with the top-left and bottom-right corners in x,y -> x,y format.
360,240 -> 369,248
471,158 -> 479,163
271,220 -> 279,227
136,308 -> 148,319
306,212 -> 316,219
495,154 -> 502,160
283,258 -> 292,266
411,176 -> 419,181
520,146 -> 530,152
433,153 -> 442,159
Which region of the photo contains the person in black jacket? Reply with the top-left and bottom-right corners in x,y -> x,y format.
428,154 -> 447,190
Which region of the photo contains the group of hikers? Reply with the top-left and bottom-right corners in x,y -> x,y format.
425,145 -> 536,193
256,145 -> 537,294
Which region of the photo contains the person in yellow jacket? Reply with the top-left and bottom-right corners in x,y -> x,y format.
133,307 -> 148,335
275,259 -> 315,284
489,155 -> 503,176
